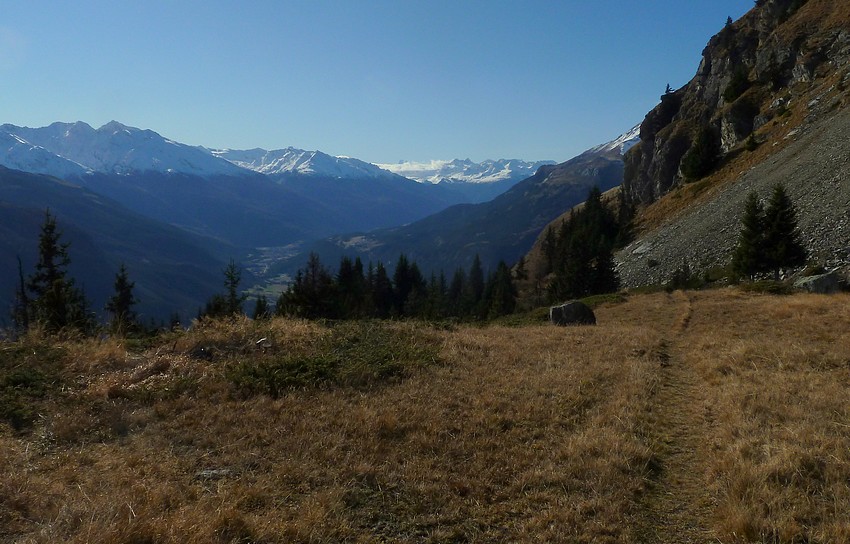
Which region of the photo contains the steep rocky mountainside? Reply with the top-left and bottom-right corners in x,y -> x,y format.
623,0 -> 850,206
519,0 -> 850,294
619,103 -> 850,287
613,0 -> 850,286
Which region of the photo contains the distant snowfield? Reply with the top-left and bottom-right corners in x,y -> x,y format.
375,158 -> 555,184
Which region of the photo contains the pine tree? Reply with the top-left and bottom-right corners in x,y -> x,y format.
105,264 -> 138,334
541,226 -> 557,272
467,254 -> 485,312
392,254 -> 412,316
732,192 -> 766,280
548,187 -> 621,301
592,244 -> 620,295
27,210 -> 88,332
763,184 -> 807,279
336,256 -> 365,318
447,267 -> 467,317
278,253 -> 336,319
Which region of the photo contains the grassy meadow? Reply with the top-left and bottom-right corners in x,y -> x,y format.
1,288 -> 849,543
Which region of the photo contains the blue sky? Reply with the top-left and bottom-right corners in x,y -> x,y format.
1,1 -> 752,164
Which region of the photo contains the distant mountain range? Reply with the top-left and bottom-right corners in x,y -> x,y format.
0,121 -> 563,320
275,127 -> 639,278
375,158 -> 555,203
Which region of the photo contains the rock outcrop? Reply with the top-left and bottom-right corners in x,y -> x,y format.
623,0 -> 850,207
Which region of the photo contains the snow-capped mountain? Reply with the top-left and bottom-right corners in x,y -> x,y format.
582,124 -> 641,156
210,147 -> 400,181
0,121 -> 247,177
0,131 -> 90,178
374,158 -> 555,185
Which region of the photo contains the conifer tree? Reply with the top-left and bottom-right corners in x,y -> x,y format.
732,192 -> 766,280
541,226 -> 557,272
486,261 -> 517,319
223,259 -> 246,315
763,183 -> 807,279
548,187 -> 621,301
105,264 -> 138,334
447,267 -> 467,317
336,256 -> 366,318
392,254 -> 412,316
27,210 -> 89,332
680,126 -> 719,181
467,254 -> 485,310
592,245 -> 620,295
371,262 -> 394,318
277,253 -> 335,319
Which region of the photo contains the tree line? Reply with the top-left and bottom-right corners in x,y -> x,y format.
271,252 -> 517,321
8,184 -> 808,336
540,186 -> 632,302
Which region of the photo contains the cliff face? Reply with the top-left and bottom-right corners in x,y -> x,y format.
623,0 -> 850,206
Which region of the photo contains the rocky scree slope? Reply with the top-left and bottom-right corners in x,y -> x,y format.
618,101 -> 850,287
615,0 -> 850,286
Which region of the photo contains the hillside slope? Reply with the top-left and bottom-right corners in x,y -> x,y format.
0,167 -> 230,322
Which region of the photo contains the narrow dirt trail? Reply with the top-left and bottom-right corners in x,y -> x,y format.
631,291 -> 718,543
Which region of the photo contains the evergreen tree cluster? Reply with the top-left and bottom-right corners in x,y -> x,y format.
544,187 -> 627,301
276,252 -> 517,321
732,184 -> 807,280
11,210 -> 137,335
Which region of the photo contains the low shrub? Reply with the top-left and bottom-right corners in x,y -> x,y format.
228,321 -> 440,397
0,344 -> 64,431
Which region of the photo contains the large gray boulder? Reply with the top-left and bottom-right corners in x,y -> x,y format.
794,271 -> 842,294
550,301 -> 596,326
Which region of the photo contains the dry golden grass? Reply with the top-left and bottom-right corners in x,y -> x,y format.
2,290 -> 850,542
